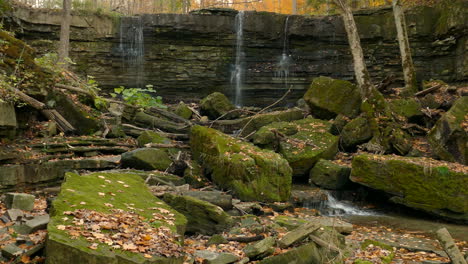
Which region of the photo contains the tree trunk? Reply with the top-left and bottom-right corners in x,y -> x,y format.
333,0 -> 411,154
393,0 -> 418,95
57,0 -> 72,69
292,0 -> 297,14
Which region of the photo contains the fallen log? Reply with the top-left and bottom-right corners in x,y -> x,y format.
415,84 -> 442,97
227,235 -> 265,243
435,228 -> 467,264
144,143 -> 190,149
122,124 -> 189,140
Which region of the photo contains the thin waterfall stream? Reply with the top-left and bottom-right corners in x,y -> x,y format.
277,16 -> 292,87
119,16 -> 145,88
231,11 -> 245,107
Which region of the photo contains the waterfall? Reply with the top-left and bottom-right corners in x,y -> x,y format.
231,11 -> 245,107
277,16 -> 292,88
119,16 -> 145,88
306,191 -> 376,216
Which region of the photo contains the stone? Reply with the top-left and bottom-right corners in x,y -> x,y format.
184,191 -> 233,210
194,250 -> 238,264
46,172 -> 186,264
273,215 -> 353,234
191,126 -> 292,202
309,159 -> 351,190
428,96 -> 468,165
290,185 -> 328,208
1,243 -> 23,259
121,148 -> 173,171
4,193 -> 35,211
243,237 -> 276,259
163,193 -> 232,235
143,171 -> 186,186
183,160 -> 210,188
15,214 -> 50,234
136,131 -> 172,147
388,98 -> 423,122
252,118 -> 338,177
340,116 -> 373,150
200,92 -> 236,120
351,154 -> 468,222
303,76 -> 362,119
278,222 -> 320,248
174,101 -> 193,120
258,242 -> 323,264
235,109 -> 304,138
206,234 -> 228,246
232,202 -> 263,215
0,102 -> 17,127
6,209 -> 24,222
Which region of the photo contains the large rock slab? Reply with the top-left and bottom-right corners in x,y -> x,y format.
200,92 -> 236,119
351,154 -> 468,222
428,96 -> 468,165
163,193 -> 232,235
0,102 -> 17,127
303,76 -> 361,119
121,148 -> 173,171
190,125 -> 292,202
253,118 -> 338,177
309,159 -> 351,190
46,171 -> 187,264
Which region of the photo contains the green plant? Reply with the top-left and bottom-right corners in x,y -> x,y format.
111,85 -> 166,108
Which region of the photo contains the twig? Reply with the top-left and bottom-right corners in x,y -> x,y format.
415,84 -> 443,97
237,87 -> 291,138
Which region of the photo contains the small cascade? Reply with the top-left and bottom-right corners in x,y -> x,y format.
306,191 -> 376,216
231,11 -> 245,107
119,16 -> 145,88
277,16 -> 292,87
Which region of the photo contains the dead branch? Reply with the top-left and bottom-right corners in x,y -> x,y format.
435,228 -> 467,264
415,84 -> 443,97
122,124 -> 189,140
144,143 -> 190,149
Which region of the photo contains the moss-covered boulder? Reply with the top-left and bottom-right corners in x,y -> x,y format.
121,148 -> 173,171
163,193 -> 232,235
174,101 -> 193,120
428,96 -> 468,165
137,131 -> 172,147
253,118 -> 338,177
340,116 -> 372,150
46,171 -> 187,264
200,92 -> 236,119
309,159 -> 351,190
303,77 -> 361,119
351,154 -> 468,222
183,160 -> 210,188
388,98 -> 423,123
190,125 -> 292,202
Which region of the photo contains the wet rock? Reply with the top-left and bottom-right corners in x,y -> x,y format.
309,159 -> 351,190
191,126 -> 292,202
303,76 -> 361,119
136,131 -> 172,147
351,154 -> 468,222
194,250 -> 238,264
253,117 -> 338,177
428,96 -> 468,165
5,193 -> 35,211
46,171 -> 187,264
273,215 -> 353,234
163,193 -> 232,235
121,148 -> 173,171
340,116 -> 373,150
200,92 -> 236,120
243,237 -> 275,259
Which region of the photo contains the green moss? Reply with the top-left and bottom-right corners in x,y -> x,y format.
190,125 -> 292,202
351,154 -> 468,222
47,172 -> 187,264
435,0 -> 467,35
388,98 -> 422,121
137,131 -> 172,147
200,92 -> 235,119
340,116 -> 372,150
361,240 -> 395,264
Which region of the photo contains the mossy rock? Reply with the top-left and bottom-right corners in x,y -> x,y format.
427,96 -> 468,165
46,171 -> 187,264
238,109 -> 304,138
351,154 -> 468,222
303,77 -> 361,119
388,98 -> 423,123
200,92 -> 236,119
163,193 -> 232,235
360,239 -> 395,264
173,102 -> 192,120
340,116 -> 372,150
183,160 -> 210,188
253,118 -> 338,177
190,125 -> 292,202
309,159 -> 351,190
121,148 -> 174,171
137,131 -> 172,147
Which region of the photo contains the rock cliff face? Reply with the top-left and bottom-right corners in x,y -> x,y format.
9,4 -> 467,105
